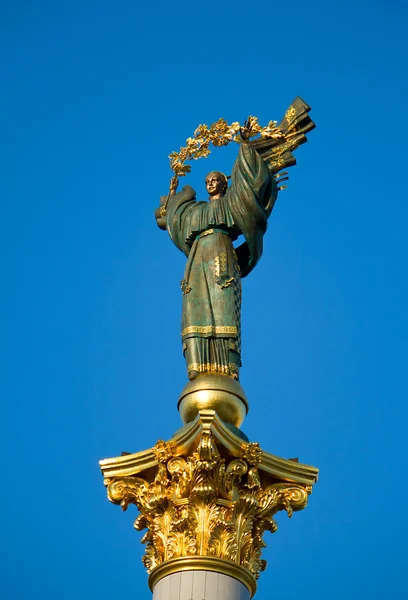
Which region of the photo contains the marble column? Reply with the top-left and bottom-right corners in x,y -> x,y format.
152,570 -> 250,600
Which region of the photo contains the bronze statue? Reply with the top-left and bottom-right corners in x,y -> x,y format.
155,98 -> 315,382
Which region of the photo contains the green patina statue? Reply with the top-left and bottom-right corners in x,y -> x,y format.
155,98 -> 315,382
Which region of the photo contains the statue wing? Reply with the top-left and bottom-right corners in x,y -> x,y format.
250,97 -> 315,174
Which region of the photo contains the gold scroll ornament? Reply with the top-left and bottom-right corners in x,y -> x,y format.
101,411 -> 317,597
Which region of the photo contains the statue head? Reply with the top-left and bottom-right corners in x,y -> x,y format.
205,171 -> 228,200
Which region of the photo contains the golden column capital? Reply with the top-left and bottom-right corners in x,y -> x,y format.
101,411 -> 317,596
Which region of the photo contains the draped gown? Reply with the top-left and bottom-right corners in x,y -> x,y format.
158,142 -> 278,380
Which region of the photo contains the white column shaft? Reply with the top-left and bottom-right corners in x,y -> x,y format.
152,570 -> 250,600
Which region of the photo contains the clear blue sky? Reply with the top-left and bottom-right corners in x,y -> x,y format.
2,1 -> 407,598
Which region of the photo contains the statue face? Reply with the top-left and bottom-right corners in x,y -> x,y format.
205,172 -> 225,198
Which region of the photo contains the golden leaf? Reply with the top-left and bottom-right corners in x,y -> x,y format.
168,115 -> 274,181
168,113 -> 295,184
105,429 -> 312,584
208,523 -> 237,560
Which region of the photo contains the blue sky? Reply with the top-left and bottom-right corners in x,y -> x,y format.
2,1 -> 408,598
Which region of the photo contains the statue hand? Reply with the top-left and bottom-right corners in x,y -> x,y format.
240,120 -> 251,141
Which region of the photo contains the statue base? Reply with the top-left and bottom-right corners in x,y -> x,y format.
177,374 -> 249,427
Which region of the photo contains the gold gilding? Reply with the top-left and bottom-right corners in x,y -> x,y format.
181,325 -> 238,337
180,280 -> 192,295
214,255 -> 220,277
103,414 -> 313,585
167,109 -> 304,190
186,363 -> 239,379
178,373 -> 248,427
100,410 -> 318,486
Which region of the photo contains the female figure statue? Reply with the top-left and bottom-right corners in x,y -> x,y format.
155,133 -> 277,381
155,98 -> 314,382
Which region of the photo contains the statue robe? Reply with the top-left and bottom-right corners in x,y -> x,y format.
162,143 -> 278,379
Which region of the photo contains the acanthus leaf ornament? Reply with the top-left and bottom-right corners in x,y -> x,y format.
103,412 -> 316,587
